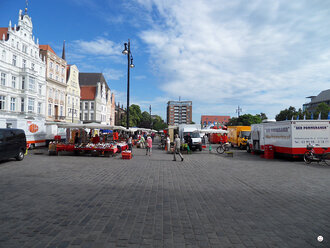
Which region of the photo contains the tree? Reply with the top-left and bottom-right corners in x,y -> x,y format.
120,104 -> 142,127
315,103 -> 330,119
275,106 -> 297,121
152,115 -> 168,131
227,113 -> 267,126
139,111 -> 152,128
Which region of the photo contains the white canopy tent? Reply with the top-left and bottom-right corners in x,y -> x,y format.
198,129 -> 228,134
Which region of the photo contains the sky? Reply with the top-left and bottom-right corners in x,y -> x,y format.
1,0 -> 330,123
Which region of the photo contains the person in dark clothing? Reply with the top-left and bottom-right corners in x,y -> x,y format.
187,134 -> 193,151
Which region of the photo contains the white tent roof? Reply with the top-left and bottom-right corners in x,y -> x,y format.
198,129 -> 228,134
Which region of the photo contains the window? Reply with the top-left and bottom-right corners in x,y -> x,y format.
12,76 -> 16,88
28,98 -> 35,112
55,90 -> 58,99
91,102 -> 94,110
31,63 -> 35,71
22,59 -> 26,68
84,113 -> 88,120
1,50 -> 6,61
21,76 -> 25,89
48,103 -> 52,116
84,102 -> 88,110
38,102 -> 42,114
61,78 -> 64,83
90,113 -> 94,120
61,68 -> 64,74
50,73 -> 53,79
56,65 -> 59,72
68,96 -> 71,105
29,77 -> 35,91
12,55 -> 17,66
10,97 -> 16,111
1,73 -> 6,86
0,96 -> 5,110
11,39 -> 14,47
30,49 -> 33,56
56,76 -> 58,81
60,105 -> 63,116
17,42 -> 19,50
49,88 -> 53,98
22,44 -> 27,53
50,62 -> 53,69
38,84 -> 42,95
21,98 -> 24,112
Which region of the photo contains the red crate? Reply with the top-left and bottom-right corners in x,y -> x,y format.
122,151 -> 132,159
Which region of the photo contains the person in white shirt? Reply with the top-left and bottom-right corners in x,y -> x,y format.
173,134 -> 184,161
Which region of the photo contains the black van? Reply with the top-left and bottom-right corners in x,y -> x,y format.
0,128 -> 27,161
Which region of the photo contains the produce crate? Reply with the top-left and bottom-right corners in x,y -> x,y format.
122,151 -> 132,159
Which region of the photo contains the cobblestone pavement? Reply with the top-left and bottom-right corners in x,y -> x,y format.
0,144 -> 329,248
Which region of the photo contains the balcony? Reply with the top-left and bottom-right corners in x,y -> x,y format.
52,115 -> 66,121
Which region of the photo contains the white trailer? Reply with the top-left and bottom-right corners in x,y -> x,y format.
250,120 -> 330,157
6,119 -> 47,148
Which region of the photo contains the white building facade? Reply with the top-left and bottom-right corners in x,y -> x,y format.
39,44 -> 67,122
0,9 -> 46,127
79,73 -> 113,125
66,65 -> 80,123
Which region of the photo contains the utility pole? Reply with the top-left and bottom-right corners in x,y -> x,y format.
236,106 -> 242,118
149,105 -> 152,129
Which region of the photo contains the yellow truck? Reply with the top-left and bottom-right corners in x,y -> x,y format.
227,126 -> 251,149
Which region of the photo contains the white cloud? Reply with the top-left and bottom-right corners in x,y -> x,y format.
137,0 -> 330,119
72,37 -> 121,56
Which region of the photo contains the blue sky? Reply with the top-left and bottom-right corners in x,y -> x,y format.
1,0 -> 330,122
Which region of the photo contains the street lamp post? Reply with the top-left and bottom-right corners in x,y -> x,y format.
122,39 -> 134,129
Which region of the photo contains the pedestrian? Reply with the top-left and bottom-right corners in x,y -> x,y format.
127,135 -> 133,151
166,135 -> 171,152
146,135 -> 152,156
173,134 -> 184,161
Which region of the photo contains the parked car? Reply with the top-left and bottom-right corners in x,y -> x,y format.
0,128 -> 27,161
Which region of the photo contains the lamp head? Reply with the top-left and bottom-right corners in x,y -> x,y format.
122,43 -> 128,55
130,57 -> 134,68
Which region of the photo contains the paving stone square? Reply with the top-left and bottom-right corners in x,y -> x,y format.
0,144 -> 329,247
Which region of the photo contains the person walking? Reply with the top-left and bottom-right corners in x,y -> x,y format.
146,135 -> 152,156
173,134 -> 184,161
127,135 -> 133,151
166,135 -> 171,152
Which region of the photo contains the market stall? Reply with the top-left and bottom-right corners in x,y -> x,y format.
48,123 -> 129,157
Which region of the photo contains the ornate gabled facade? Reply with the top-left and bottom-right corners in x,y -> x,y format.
79,73 -> 113,125
66,64 -> 80,123
0,9 -> 46,127
39,43 -> 67,122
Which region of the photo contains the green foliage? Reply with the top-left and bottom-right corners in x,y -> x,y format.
227,113 -> 267,126
152,115 -> 168,131
120,104 -> 142,127
120,104 -> 168,130
139,111 -> 152,128
315,103 -> 330,119
276,103 -> 329,120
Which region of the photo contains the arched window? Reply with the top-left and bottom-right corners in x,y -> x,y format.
1,50 -> 5,61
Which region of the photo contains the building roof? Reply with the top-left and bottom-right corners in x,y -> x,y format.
0,27 -> 9,40
308,89 -> 330,104
79,73 -> 109,89
39,44 -> 56,55
80,86 -> 96,100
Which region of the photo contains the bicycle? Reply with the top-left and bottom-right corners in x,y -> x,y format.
216,142 -> 230,154
303,144 -> 330,165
